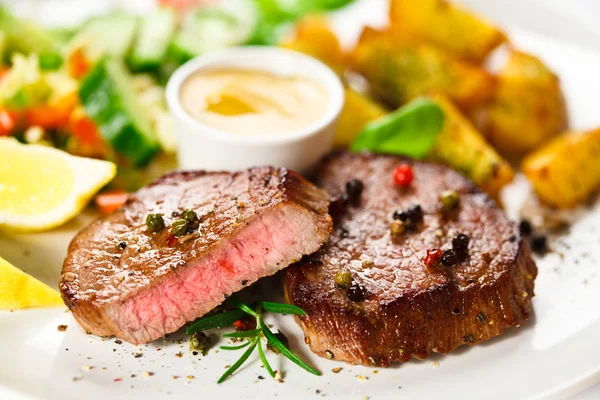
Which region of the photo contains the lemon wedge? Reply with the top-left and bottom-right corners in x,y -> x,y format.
0,137 -> 116,232
0,256 -> 63,309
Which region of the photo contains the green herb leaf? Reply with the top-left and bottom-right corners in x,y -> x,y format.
220,341 -> 251,351
257,339 -> 276,378
222,328 -> 262,338
186,309 -> 246,334
230,295 -> 261,319
217,337 -> 259,384
350,97 -> 445,159
261,301 -> 307,316
262,324 -> 321,376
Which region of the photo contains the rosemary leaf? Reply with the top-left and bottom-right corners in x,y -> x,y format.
262,324 -> 321,376
261,301 -> 307,316
186,309 -> 246,334
257,338 -> 275,378
230,295 -> 261,319
217,337 -> 259,384
220,341 -> 251,351
222,328 -> 262,338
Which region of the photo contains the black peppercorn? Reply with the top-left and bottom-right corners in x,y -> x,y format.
452,233 -> 470,253
519,219 -> 533,236
346,179 -> 364,203
329,194 -> 348,216
393,204 -> 423,231
441,249 -> 458,267
347,283 -> 366,302
531,235 -> 547,254
118,241 -> 127,250
393,210 -> 409,221
407,204 -> 423,221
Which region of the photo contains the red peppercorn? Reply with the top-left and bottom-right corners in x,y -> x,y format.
425,249 -> 443,267
166,234 -> 178,247
393,164 -> 414,187
233,317 -> 257,331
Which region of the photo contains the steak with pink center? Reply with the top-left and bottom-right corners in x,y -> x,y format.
60,167 -> 332,344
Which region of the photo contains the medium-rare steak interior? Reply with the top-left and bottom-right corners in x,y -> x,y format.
60,167 -> 332,345
284,152 -> 537,367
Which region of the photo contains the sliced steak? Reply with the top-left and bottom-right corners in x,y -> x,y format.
61,167 -> 332,344
284,152 -> 537,366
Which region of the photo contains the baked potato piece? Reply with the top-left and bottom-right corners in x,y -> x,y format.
334,88 -> 387,147
522,129 -> 600,208
481,51 -> 567,157
389,0 -> 507,63
350,28 -> 496,109
279,16 -> 345,76
429,95 -> 514,200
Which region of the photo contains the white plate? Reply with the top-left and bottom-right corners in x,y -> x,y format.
2,1 -> 600,399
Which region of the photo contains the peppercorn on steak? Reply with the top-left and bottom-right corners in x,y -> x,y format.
284,152 -> 537,367
60,168 -> 332,345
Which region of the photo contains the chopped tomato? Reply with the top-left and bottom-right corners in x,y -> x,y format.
68,49 -> 91,79
70,115 -> 102,146
25,93 -> 78,129
0,67 -> 10,82
0,109 -> 20,136
157,0 -> 216,10
95,189 -> 129,215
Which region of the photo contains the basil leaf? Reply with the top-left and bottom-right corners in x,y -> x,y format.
186,309 -> 246,334
350,97 -> 445,159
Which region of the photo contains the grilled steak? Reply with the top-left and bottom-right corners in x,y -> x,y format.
284,152 -> 537,366
61,167 -> 332,344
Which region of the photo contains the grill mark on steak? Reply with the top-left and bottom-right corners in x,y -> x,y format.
61,167 -> 332,344
284,152 -> 537,366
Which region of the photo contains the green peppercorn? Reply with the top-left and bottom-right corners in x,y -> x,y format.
182,209 -> 200,230
190,332 -> 212,356
145,213 -> 165,232
171,219 -> 189,237
440,190 -> 460,211
334,269 -> 353,289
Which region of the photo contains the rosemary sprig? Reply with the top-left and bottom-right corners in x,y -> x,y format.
186,309 -> 246,334
189,295 -> 321,383
220,341 -> 251,351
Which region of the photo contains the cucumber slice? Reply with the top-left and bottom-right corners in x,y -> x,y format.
38,52 -> 63,70
82,14 -> 138,58
79,57 -> 159,168
129,9 -> 176,72
168,0 -> 256,63
0,6 -> 60,57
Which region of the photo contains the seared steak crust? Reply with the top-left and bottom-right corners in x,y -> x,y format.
61,167 -> 332,344
284,152 -> 537,367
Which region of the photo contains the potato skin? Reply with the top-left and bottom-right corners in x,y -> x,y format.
480,51 -> 567,157
390,0 -> 507,63
334,88 -> 387,148
279,16 -> 345,76
522,129 -> 600,208
429,95 -> 514,201
349,28 -> 496,110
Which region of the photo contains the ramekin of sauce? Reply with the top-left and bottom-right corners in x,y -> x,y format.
166,47 -> 344,172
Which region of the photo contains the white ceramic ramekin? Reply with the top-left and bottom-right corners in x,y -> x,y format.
166,46 -> 345,173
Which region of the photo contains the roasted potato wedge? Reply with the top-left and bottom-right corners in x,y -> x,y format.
334,88 -> 387,147
279,16 -> 345,76
522,129 -> 600,208
389,0 -> 507,63
350,28 -> 496,109
480,51 -> 567,157
429,95 -> 514,200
